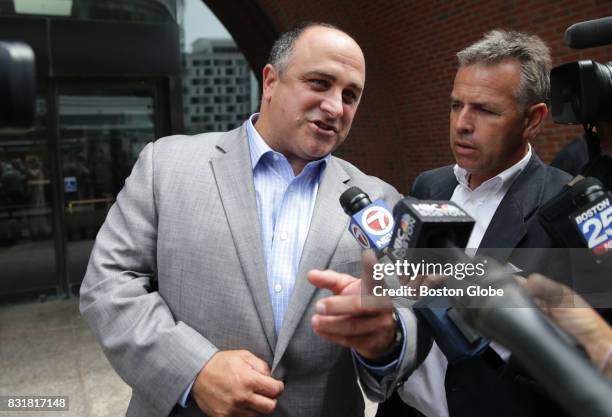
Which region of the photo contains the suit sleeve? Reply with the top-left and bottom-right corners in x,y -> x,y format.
356,307 -> 432,401
79,142 -> 217,416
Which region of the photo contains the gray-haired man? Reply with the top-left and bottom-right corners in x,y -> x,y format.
376,30 -> 572,417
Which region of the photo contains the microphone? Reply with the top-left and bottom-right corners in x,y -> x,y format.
540,176 -> 612,261
565,16 -> 612,49
571,179 -> 612,258
388,197 -> 475,260
339,191 -> 485,363
386,197 -> 491,363
339,186 -> 395,255
448,264 -> 612,417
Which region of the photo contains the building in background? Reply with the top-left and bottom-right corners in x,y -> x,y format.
2,0 -> 608,304
0,0 -> 263,303
182,38 -> 252,133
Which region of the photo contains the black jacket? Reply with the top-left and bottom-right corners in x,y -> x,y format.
377,153 -> 573,417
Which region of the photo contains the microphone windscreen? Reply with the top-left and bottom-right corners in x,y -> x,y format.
339,186 -> 371,216
565,16 -> 612,49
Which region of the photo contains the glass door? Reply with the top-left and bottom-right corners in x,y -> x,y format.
0,93 -> 57,301
58,85 -> 157,290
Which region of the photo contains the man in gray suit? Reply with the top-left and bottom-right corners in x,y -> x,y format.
80,22 -> 418,417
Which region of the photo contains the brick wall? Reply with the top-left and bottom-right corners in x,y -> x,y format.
256,0 -> 612,191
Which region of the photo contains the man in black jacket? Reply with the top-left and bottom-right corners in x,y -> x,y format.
377,29 -> 571,417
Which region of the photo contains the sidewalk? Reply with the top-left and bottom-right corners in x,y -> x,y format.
0,298 -> 378,417
0,298 -> 130,417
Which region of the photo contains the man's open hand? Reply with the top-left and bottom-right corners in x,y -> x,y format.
192,350 -> 284,417
308,250 -> 399,361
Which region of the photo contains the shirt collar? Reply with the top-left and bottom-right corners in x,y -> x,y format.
453,144 -> 532,193
245,113 -> 331,174
246,113 -> 273,169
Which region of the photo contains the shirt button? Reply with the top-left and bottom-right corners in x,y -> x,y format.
280,232 -> 288,240
274,284 -> 282,293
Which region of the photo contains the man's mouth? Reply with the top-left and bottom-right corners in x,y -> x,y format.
454,140 -> 478,155
311,120 -> 338,133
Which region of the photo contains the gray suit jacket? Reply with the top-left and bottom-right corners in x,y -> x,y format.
80,125 -> 420,417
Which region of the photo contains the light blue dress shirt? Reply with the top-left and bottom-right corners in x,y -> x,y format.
247,114 -> 330,334
179,115 -> 403,407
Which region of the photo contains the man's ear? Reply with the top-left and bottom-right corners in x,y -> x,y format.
261,64 -> 279,103
523,103 -> 548,141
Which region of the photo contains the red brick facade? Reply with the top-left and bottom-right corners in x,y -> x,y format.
256,0 -> 612,191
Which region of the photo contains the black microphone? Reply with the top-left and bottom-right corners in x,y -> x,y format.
540,176 -> 612,261
448,265 -> 612,417
565,16 -> 612,49
388,197 -> 492,363
388,197 -> 474,260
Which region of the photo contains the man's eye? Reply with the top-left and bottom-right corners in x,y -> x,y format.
308,79 -> 328,89
450,102 -> 462,110
343,91 -> 357,104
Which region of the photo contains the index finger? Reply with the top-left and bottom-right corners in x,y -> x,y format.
525,273 -> 573,308
308,269 -> 358,295
527,273 -> 589,309
241,351 -> 271,376
360,249 -> 379,296
316,293 -> 392,316
250,371 -> 284,399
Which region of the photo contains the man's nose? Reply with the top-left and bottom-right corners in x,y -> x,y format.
320,91 -> 343,118
454,108 -> 474,133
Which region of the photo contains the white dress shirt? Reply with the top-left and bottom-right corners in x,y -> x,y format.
398,145 -> 532,417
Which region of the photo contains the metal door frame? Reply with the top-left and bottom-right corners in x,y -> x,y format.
47,77 -> 173,297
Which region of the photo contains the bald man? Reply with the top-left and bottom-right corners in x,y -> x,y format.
80,22 -> 417,417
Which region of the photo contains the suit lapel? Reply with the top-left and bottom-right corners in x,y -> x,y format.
478,154 -> 544,261
431,176 -> 457,200
210,126 -> 276,354
477,195 -> 527,261
417,166 -> 457,200
272,158 -> 351,371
